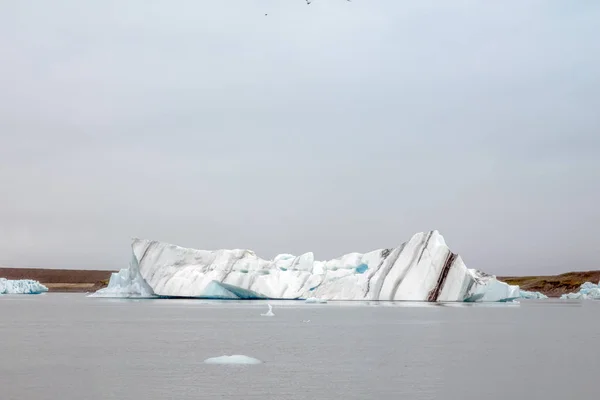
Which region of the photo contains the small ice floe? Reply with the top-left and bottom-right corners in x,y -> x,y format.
261,303 -> 274,316
0,278 -> 48,294
304,297 -> 327,304
519,290 -> 548,299
204,355 -> 262,365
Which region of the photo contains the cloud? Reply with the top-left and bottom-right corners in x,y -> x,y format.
1,0 -> 599,273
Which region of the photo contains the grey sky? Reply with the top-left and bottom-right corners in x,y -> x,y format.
1,1 -> 599,274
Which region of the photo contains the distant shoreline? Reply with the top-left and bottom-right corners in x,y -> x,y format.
1,267 -> 598,297
499,271 -> 600,297
0,268 -> 113,293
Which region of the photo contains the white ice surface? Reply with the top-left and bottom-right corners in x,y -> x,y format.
0,278 -> 48,294
203,355 -> 262,365
560,282 -> 600,300
466,276 -> 521,302
92,231 -> 521,302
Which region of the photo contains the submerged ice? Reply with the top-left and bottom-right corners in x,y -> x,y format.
0,278 -> 48,295
91,231 -> 522,302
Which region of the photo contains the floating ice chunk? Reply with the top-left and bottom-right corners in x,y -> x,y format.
561,292 -> 584,300
89,253 -> 155,298
304,297 -> 327,304
560,281 -> 600,300
0,278 -> 48,294
584,288 -> 600,299
581,286 -> 600,299
203,355 -> 262,365
519,290 -> 548,299
261,303 -> 274,316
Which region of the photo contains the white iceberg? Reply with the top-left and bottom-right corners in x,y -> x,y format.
203,355 -> 262,365
0,278 -> 48,294
91,231 -> 521,302
519,290 -> 548,299
560,281 -> 600,300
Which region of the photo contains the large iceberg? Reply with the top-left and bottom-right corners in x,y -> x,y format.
0,278 -> 48,294
92,231 -> 521,302
560,282 -> 600,300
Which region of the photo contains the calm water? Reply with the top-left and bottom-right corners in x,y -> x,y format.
0,294 -> 597,399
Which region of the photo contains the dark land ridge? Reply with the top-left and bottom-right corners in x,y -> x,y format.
1,267 -> 599,297
499,271 -> 600,298
0,267 -> 113,292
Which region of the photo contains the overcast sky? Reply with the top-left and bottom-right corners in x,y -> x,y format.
1,0 -> 599,274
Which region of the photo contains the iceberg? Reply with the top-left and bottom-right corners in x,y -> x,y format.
560,281 -> 600,300
91,231 -> 521,302
0,278 -> 48,294
519,290 -> 548,300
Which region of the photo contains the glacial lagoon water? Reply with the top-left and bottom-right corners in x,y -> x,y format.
0,294 -> 597,399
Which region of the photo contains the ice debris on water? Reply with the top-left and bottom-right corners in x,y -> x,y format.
304,297 -> 327,304
203,355 -> 262,365
560,281 -> 600,300
519,290 -> 548,299
261,303 -> 274,316
0,278 -> 48,294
